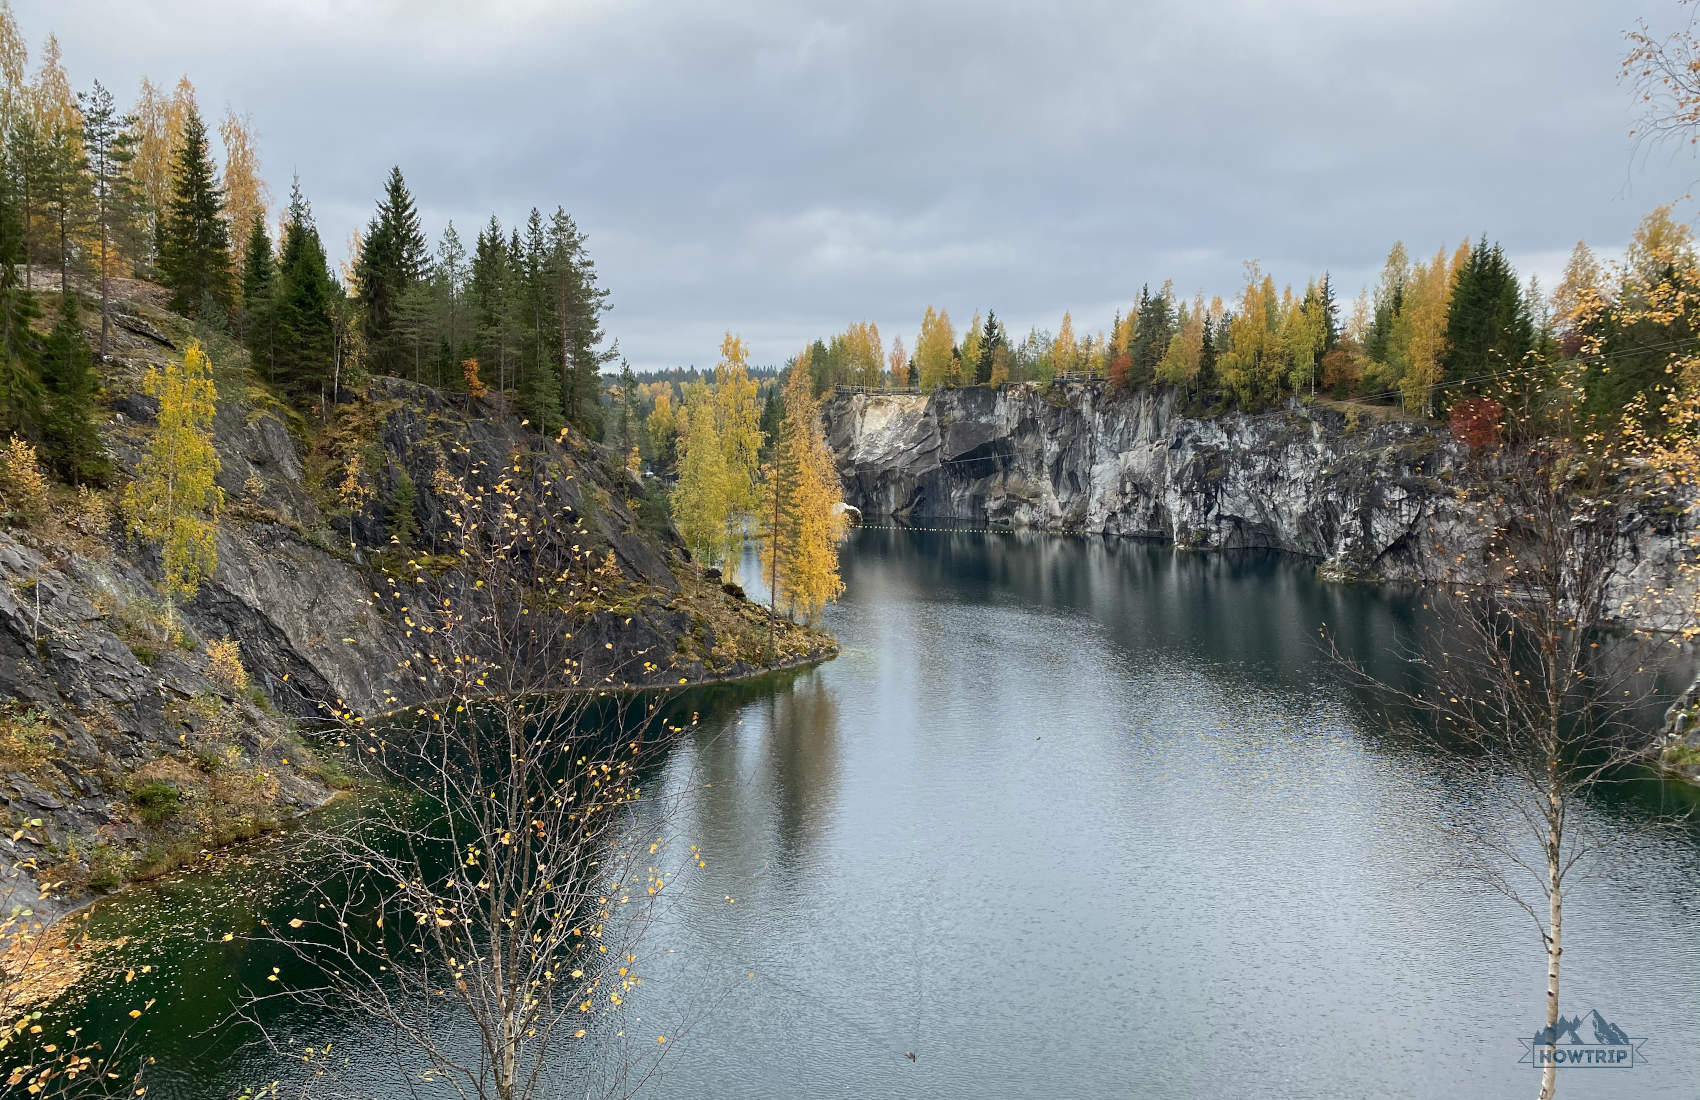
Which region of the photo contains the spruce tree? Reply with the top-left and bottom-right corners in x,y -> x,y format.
238,212 -> 276,376
354,166 -> 427,376
156,108 -> 232,319
38,294 -> 108,483
1197,312 -> 1219,402
547,207 -> 610,433
1318,272 -> 1339,351
468,217 -> 513,397
271,181 -> 335,403
1129,285 -> 1174,387
973,310 -> 1003,384
1440,237 -> 1532,399
516,208 -> 562,431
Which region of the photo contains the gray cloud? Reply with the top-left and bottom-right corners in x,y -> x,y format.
23,0 -> 1695,368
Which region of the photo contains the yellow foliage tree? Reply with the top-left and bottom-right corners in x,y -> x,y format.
1398,245 -> 1458,412
760,355 -> 846,627
671,383 -> 731,572
646,388 -> 676,460
958,311 -> 983,386
833,321 -> 882,388
0,1 -> 25,136
1551,241 -> 1607,345
123,342 -> 223,626
1156,296 -> 1205,385
669,335 -> 764,580
887,335 -> 907,387
915,305 -> 954,391
132,76 -> 196,249
712,333 -> 762,572
1220,262 -> 1284,407
1052,311 -> 1078,376
218,108 -> 268,243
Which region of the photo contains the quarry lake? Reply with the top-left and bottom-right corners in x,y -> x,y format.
58,528 -> 1700,1098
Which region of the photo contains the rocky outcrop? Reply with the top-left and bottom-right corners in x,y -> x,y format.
1,283 -> 830,929
824,382 -> 1698,624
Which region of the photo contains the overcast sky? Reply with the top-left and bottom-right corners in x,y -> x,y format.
20,0 -> 1700,370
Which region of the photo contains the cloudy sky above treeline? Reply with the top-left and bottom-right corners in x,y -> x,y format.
22,0 -> 1700,369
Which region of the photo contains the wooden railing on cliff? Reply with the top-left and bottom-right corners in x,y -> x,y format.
833,385 -> 922,395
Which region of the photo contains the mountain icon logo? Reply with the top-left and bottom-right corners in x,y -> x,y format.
1519,1009 -> 1647,1071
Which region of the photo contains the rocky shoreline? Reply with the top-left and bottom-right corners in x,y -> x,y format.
1,288 -> 832,936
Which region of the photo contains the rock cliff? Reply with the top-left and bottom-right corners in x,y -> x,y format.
1,281 -> 828,927
824,382 -> 1697,624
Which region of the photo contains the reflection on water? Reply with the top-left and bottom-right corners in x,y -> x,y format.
38,529 -> 1700,1099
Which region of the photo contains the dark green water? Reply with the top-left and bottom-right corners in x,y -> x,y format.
42,530 -> 1700,1097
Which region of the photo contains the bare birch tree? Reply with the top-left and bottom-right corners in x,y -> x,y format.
247,455 -> 709,1100
1330,400 -> 1677,1100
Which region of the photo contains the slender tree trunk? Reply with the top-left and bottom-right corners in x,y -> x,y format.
57,180 -> 71,296
99,215 -> 111,361
769,464 -> 781,663
1539,773 -> 1562,1100
20,186 -> 29,292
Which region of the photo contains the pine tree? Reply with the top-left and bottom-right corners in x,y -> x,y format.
434,221 -> 467,378
27,34 -> 87,294
238,211 -> 275,370
515,208 -> 562,430
4,114 -> 44,292
1130,285 -> 1175,387
156,107 -> 232,318
547,208 -> 610,432
271,181 -> 334,403
0,152 -> 42,438
38,293 -> 107,483
1365,242 -> 1409,369
1318,272 -> 1339,351
617,358 -> 639,451
123,341 -> 222,626
973,310 -> 1003,384
78,79 -> 142,360
355,166 -> 427,376
468,217 -> 515,398
1440,236 -> 1532,401
1197,310 -> 1219,400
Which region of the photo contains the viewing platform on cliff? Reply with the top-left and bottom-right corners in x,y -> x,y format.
834,385 -> 923,395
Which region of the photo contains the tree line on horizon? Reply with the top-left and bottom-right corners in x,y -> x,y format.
772,209 -> 1691,446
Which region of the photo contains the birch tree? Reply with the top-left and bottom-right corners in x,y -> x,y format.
122,342 -> 222,627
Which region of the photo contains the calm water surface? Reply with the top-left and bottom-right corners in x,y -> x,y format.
53,530 -> 1700,1098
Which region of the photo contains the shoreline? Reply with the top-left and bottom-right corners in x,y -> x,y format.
11,643 -> 840,942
